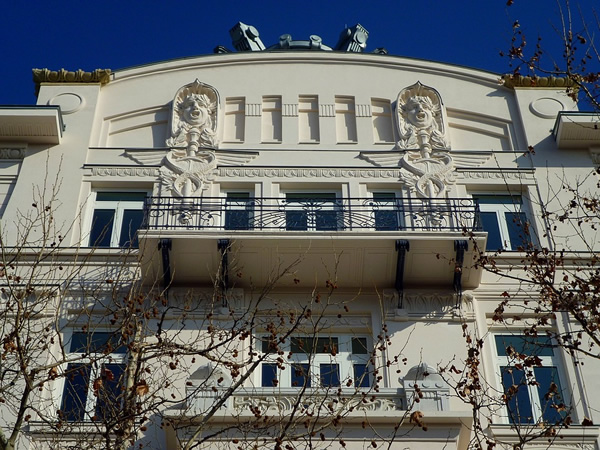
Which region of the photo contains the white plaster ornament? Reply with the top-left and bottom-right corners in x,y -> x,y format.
124,79 -> 257,198
396,82 -> 452,198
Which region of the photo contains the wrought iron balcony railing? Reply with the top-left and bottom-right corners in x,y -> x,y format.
142,196 -> 481,233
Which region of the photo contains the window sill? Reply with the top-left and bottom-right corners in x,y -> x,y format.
489,423 -> 600,443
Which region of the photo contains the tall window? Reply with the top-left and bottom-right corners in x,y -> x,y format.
262,96 -> 282,142
371,98 -> 394,143
261,335 -> 370,388
224,192 -> 253,230
371,192 -> 403,231
224,97 -> 245,142
298,96 -> 319,143
60,332 -> 126,422
284,193 -> 340,231
335,96 -> 357,143
474,195 -> 534,251
494,335 -> 567,424
89,192 -> 146,248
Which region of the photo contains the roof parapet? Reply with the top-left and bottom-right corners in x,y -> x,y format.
501,74 -> 575,89
32,68 -> 111,96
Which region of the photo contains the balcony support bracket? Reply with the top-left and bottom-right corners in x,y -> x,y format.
158,239 -> 172,295
395,240 -> 410,309
453,240 -> 468,306
217,239 -> 231,305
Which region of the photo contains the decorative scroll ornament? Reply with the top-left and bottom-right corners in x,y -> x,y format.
396,82 -> 452,198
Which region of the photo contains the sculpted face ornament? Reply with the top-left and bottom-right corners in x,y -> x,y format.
403,96 -> 435,130
181,94 -> 211,127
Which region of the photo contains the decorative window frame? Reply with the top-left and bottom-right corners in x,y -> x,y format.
82,189 -> 149,248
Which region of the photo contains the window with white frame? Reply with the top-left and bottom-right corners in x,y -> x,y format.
474,195 -> 534,251
260,334 -> 371,388
88,192 -> 147,248
60,331 -> 126,422
494,334 -> 568,424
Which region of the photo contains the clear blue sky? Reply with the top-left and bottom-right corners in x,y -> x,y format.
1,0 -> 597,105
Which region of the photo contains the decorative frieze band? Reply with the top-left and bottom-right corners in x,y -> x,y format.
218,167 -> 403,179
356,104 -> 371,117
89,167 -> 159,177
282,104 -> 297,116
320,104 -> 335,117
0,148 -> 25,159
245,103 -> 261,116
457,169 -> 535,181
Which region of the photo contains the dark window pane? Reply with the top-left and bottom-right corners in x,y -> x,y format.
353,364 -> 370,387
96,192 -> 147,202
315,337 -> 338,354
262,363 -> 278,387
476,195 -> 522,206
95,363 -> 125,421
505,211 -> 530,250
69,332 -> 127,354
225,193 -> 252,230
315,210 -> 339,230
90,209 -> 115,247
495,335 -> 554,357
61,364 -> 90,421
291,337 -> 313,354
285,194 -> 337,231
261,336 -> 277,354
373,193 -> 400,231
320,364 -> 340,387
225,210 -> 251,230
352,338 -> 368,355
286,211 -> 308,230
286,193 -> 337,201
535,366 -> 566,423
291,363 -> 310,387
501,366 -> 534,424
119,209 -> 144,248
480,212 -> 502,251
375,210 -> 399,231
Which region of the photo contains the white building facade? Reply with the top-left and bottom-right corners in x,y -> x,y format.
0,23 -> 599,450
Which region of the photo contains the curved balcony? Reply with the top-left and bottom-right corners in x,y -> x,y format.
138,197 -> 486,290
142,196 -> 480,232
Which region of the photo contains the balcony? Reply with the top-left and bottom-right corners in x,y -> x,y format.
143,196 -> 480,232
138,196 -> 486,290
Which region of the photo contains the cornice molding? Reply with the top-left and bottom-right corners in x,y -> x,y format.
0,147 -> 25,159
502,74 -> 575,89
33,68 -> 111,95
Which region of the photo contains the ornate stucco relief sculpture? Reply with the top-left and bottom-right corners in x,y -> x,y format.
125,79 -> 256,197
396,82 -> 452,198
361,82 -> 489,199
162,80 -> 219,197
